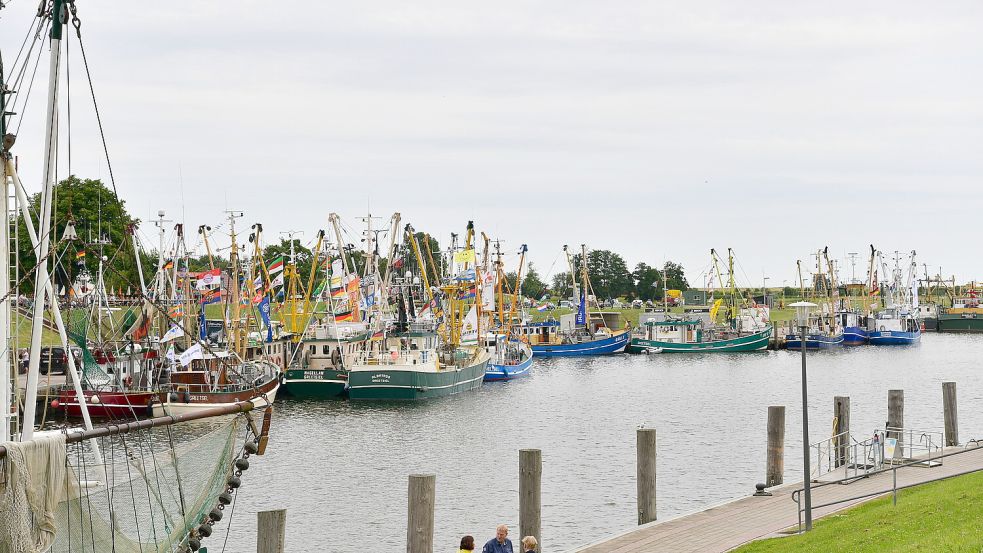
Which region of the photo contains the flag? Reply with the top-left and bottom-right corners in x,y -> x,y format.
335,311 -> 354,323
370,330 -> 384,341
161,324 -> 185,343
258,296 -> 273,342
392,258 -> 405,269
196,268 -> 222,290
458,286 -> 476,300
539,293 -> 549,302
165,344 -> 176,363
454,269 -> 476,281
418,298 -> 436,317
199,308 -> 207,340
869,270 -> 880,296
268,256 -> 285,274
575,288 -> 587,326
271,272 -> 285,288
461,305 -> 479,344
127,300 -> 153,341
312,279 -> 327,297
179,343 -> 204,367
453,249 -> 476,263
345,275 -> 360,290
253,274 -> 264,289
200,289 -> 221,305
75,250 -> 86,259
331,259 -> 344,288
331,287 -> 346,299
168,305 -> 185,318
536,303 -> 548,312
164,260 -> 174,270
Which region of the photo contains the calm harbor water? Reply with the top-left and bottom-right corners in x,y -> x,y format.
213,333 -> 983,551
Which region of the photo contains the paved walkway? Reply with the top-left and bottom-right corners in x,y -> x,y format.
572,446 -> 983,552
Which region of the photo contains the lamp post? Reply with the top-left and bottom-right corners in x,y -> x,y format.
790,301 -> 817,531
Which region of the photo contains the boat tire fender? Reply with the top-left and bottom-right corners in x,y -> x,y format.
183,390 -> 191,403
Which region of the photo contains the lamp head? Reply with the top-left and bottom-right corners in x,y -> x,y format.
789,301 -> 817,328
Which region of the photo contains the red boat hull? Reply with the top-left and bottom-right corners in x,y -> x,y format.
57,389 -> 158,419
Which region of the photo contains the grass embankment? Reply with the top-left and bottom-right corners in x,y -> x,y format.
734,470 -> 983,552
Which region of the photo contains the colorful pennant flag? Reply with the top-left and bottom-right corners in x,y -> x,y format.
268,256 -> 285,274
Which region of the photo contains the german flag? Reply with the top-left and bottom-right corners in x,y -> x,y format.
76,251 -> 86,259
334,311 -> 354,323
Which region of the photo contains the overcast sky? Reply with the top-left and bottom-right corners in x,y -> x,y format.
3,1 -> 981,288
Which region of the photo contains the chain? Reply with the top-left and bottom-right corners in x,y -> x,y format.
67,0 -> 80,37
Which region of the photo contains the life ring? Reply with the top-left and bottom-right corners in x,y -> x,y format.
880,325 -> 886,331
124,376 -> 133,387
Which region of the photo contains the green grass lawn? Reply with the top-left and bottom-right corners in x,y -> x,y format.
734,470 -> 983,552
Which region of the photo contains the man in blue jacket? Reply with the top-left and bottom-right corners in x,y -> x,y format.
482,524 -> 514,553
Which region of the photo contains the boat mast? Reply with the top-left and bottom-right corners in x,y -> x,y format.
581,244 -> 590,330
227,210 -> 243,358
23,0 -> 68,441
0,57 -> 11,442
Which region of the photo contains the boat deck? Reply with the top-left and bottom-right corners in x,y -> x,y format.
571,446 -> 983,553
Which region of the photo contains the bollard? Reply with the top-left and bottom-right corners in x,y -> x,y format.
636,428 -> 657,525
833,396 -> 850,468
888,390 -> 904,458
406,474 -> 435,553
943,382 -> 958,447
519,449 -> 542,552
766,406 -> 785,487
257,509 -> 286,553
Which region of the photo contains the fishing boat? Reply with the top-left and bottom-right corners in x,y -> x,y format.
627,249 -> 772,353
527,245 -> 629,357
481,239 -> 533,381
348,223 -> 489,399
151,212 -> 281,415
785,248 -> 844,349
867,249 -> 921,346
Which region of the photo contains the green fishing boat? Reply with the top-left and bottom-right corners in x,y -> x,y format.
627,320 -> 771,353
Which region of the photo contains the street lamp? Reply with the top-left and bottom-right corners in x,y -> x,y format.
789,301 -> 817,531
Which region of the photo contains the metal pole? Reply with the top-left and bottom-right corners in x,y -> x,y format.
800,324 -> 812,531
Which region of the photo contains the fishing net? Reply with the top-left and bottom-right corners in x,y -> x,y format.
0,434 -> 67,552
66,310 -> 112,387
38,414 -> 244,552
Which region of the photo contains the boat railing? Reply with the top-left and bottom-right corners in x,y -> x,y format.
353,348 -> 430,367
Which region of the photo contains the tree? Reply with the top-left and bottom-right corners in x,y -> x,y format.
551,272 -> 572,299
263,238 -> 314,282
572,249 -> 633,299
663,261 -> 689,291
633,262 -> 663,301
16,175 -> 140,295
520,264 -> 546,300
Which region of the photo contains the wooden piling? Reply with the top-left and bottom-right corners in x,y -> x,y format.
943,382 -> 958,447
766,406 -> 785,487
637,428 -> 657,525
833,396 -> 850,468
256,509 -> 286,553
406,474 -> 435,553
519,449 -> 542,552
888,390 -> 904,458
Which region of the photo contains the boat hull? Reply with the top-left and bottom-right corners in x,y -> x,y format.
282,368 -> 348,398
842,326 -> 868,346
484,354 -> 533,381
151,379 -> 279,417
626,328 -> 771,353
868,329 -> 921,345
348,357 -> 488,400
937,315 -> 983,333
58,389 -> 158,419
785,334 -> 844,349
531,330 -> 629,357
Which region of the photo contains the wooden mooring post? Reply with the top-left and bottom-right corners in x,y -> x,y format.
765,406 -> 785,487
406,474 -> 436,553
257,509 -> 286,553
833,396 -> 850,468
519,449 -> 542,552
888,390 -> 904,458
637,428 -> 657,525
943,382 -> 958,446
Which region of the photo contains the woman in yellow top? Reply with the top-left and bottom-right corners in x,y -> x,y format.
459,535 -> 476,553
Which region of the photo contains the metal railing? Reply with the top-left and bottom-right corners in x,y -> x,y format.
883,426 -> 944,465
810,431 -> 884,481
791,441 -> 982,533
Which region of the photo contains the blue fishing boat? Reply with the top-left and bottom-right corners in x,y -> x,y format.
522,245 -> 629,358
838,311 -> 869,345
867,249 -> 921,346
483,336 -> 534,381
785,250 -> 844,350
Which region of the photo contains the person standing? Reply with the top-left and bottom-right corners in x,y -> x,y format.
520,536 -> 538,553
458,535 -> 476,553
482,524 -> 514,553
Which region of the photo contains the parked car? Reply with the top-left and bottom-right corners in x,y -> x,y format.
559,300 -> 574,309
39,346 -> 69,375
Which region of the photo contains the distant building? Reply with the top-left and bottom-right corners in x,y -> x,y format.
683,289 -> 708,306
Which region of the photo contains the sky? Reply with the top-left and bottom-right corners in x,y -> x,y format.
2,1 -> 982,289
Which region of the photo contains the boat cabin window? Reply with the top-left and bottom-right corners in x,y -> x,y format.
310,345 -> 316,354
323,345 -> 330,354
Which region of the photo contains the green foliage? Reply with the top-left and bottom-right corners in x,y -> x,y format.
573,249 -> 633,299
633,262 -> 663,301
263,238 -> 314,280
17,176 -> 139,294
551,272 -> 572,298
663,260 -> 689,290
520,264 -> 547,300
